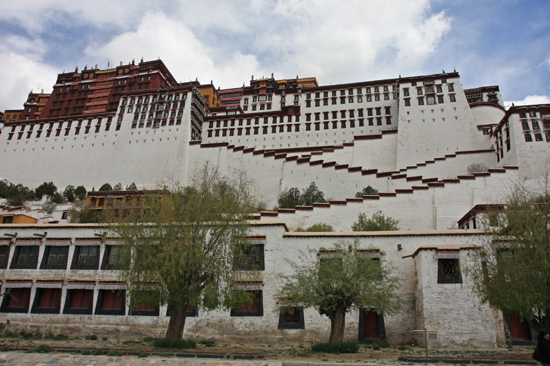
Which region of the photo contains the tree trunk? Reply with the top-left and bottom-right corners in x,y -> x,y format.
328,307 -> 346,344
165,303 -> 187,340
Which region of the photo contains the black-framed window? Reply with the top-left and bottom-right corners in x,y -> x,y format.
0,288 -> 31,313
95,289 -> 126,315
0,246 -> 10,269
101,246 -> 128,270
31,288 -> 61,314
71,246 -> 100,270
278,308 -> 304,329
437,258 -> 462,283
166,303 -> 198,317
129,294 -> 159,317
234,244 -> 264,271
40,246 -> 69,269
231,290 -> 263,317
64,289 -> 94,314
10,246 -> 39,269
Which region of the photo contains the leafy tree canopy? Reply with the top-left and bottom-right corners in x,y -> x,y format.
126,182 -> 137,191
279,240 -> 402,344
63,185 -> 75,202
351,211 -> 399,231
99,183 -> 113,191
295,223 -> 334,232
468,185 -> 550,329
74,186 -> 87,201
278,182 -> 326,208
355,185 -> 378,198
34,182 -> 57,200
109,165 -> 256,340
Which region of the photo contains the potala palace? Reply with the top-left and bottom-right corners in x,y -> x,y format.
0,59 -> 549,348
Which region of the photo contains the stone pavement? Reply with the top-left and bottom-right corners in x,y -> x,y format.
0,353 -> 537,366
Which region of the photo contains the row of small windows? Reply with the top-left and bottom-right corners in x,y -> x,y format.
6,118 -> 118,140
120,94 -> 187,107
404,94 -> 456,106
120,102 -> 185,115
305,94 -> 394,107
403,84 -> 454,97
0,286 -> 303,328
306,107 -> 391,121
206,117 -> 392,138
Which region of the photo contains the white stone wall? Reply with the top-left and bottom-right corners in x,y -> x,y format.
0,223 -> 499,348
413,249 -> 502,348
0,91 -> 195,191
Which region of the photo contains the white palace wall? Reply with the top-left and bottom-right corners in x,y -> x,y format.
0,223 -> 499,348
0,91 -> 195,191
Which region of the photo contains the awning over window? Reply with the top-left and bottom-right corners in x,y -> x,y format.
436,251 -> 460,259
104,239 -> 126,246
67,282 -> 95,290
15,239 -> 41,246
358,250 -> 381,259
4,281 -> 33,288
74,239 -> 101,246
0,240 -> 10,246
46,239 -> 71,246
235,282 -> 263,291
35,281 -> 63,289
97,282 -> 126,290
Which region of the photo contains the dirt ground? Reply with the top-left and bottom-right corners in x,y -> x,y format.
0,336 -> 536,363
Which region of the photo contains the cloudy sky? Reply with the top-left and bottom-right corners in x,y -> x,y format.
0,0 -> 548,110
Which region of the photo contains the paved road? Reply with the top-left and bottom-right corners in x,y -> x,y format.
0,352 -> 537,366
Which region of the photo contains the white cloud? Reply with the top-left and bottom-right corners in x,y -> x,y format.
0,52 -> 58,110
505,95 -> 550,109
83,12 -> 262,89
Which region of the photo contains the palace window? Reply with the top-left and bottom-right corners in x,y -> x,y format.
64,289 -> 93,314
71,245 -> 100,270
130,292 -> 159,316
102,245 -> 128,270
0,246 -> 9,269
437,252 -> 462,284
10,246 -> 39,269
40,246 -> 69,270
0,287 -> 30,313
95,289 -> 126,315
31,288 -> 61,314
234,239 -> 265,271
278,308 -> 305,329
231,289 -> 263,317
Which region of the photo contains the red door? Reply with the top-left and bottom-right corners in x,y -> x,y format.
364,310 -> 377,338
509,315 -> 526,339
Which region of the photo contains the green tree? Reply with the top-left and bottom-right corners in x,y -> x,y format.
468,185 -> 550,330
278,187 -> 302,208
351,211 -> 399,231
277,182 -> 326,209
126,182 -> 137,191
295,223 -> 334,232
109,165 -> 256,340
34,182 -> 57,200
99,183 -> 113,191
301,182 -> 326,206
279,240 -> 402,344
0,181 -> 35,206
74,186 -> 87,201
63,185 -> 75,202
113,183 -> 123,191
355,185 -> 378,198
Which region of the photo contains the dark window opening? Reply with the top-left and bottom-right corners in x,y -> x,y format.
40,246 -> 69,270
278,308 -> 305,329
31,288 -> 61,314
10,246 -> 39,269
95,290 -> 126,315
71,245 -> 100,270
437,258 -> 462,283
64,289 -> 93,314
231,290 -> 263,317
0,288 -> 31,313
